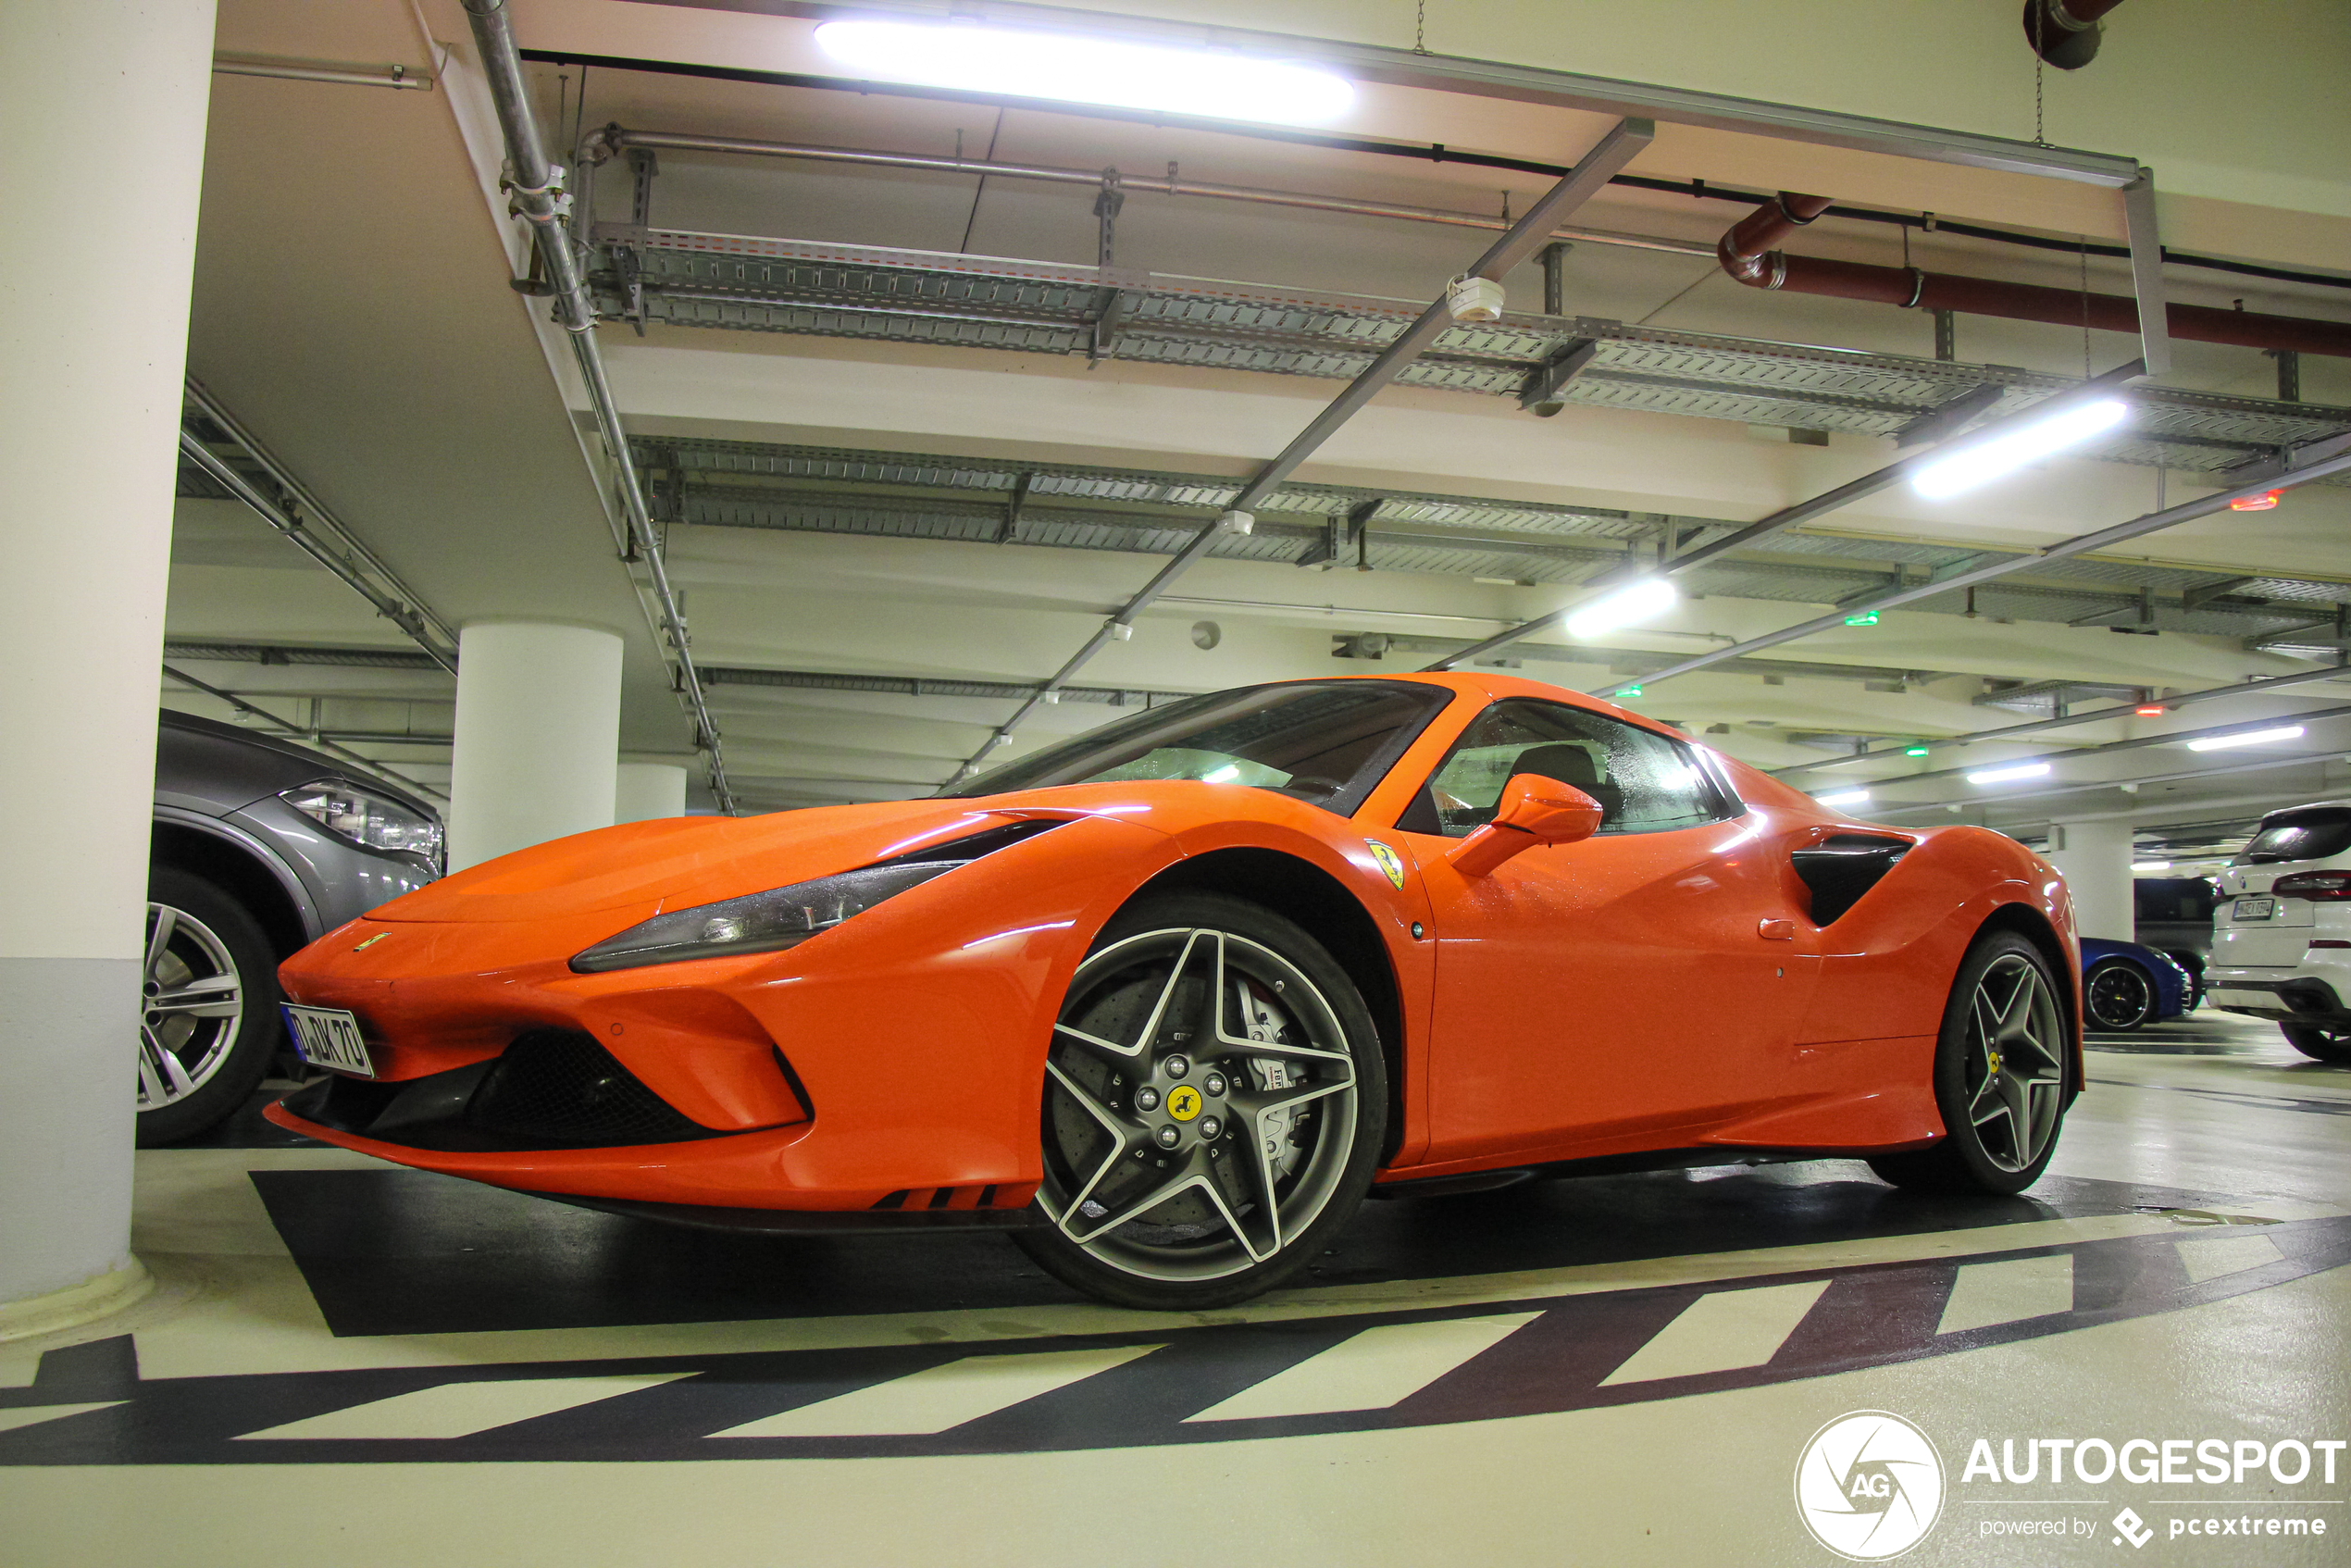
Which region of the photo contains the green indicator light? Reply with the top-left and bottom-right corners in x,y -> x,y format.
1621,684 -> 1644,697
1844,610 -> 1882,627
1905,745 -> 1930,757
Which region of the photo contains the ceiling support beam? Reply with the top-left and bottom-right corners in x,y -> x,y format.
1427,360 -> 2146,670
1773,660 -> 2351,778
937,117 -> 1654,790
1837,703 -> 2351,792
457,0 -> 736,813
1573,436 -> 2351,700
179,380 -> 459,672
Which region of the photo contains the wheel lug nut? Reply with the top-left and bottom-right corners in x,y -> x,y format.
1164,1054 -> 1190,1079
1202,1071 -> 1226,1097
1198,1115 -> 1222,1139
1134,1086 -> 1161,1113
1155,1125 -> 1181,1149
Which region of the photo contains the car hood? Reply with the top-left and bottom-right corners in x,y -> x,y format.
364,788 -> 1171,924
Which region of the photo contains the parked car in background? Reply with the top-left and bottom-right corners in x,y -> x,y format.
146,710 -> 443,1143
2079,937 -> 2191,1032
2133,874 -> 2217,1005
2207,800 -> 2351,1064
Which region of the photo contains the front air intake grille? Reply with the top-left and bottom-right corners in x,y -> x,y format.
467,1029 -> 720,1147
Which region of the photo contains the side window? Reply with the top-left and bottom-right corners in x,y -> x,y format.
1397,699 -> 1735,839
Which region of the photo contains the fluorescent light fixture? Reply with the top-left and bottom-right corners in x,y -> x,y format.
2185,724 -> 2305,752
1967,762 -> 2053,785
1911,397 -> 2129,500
812,20 -> 1356,126
1815,789 -> 1872,808
1564,578 -> 1677,641
2133,861 -> 2172,872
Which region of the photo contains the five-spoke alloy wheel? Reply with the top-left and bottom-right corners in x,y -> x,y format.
2084,958 -> 2157,1032
1019,893 -> 1387,1310
137,868 -> 281,1146
1871,930 -> 2071,1194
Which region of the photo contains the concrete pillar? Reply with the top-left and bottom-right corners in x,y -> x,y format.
615,762 -> 690,823
2047,818 -> 2136,942
447,623 -> 624,871
0,0 -> 215,1324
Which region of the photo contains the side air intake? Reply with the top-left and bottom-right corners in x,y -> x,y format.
1792,834 -> 1913,925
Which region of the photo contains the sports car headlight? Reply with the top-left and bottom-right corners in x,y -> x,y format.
569,863 -> 956,973
281,780 -> 443,861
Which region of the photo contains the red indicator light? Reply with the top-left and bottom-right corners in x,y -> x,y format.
2135,703 -> 2166,716
2229,490 -> 2282,511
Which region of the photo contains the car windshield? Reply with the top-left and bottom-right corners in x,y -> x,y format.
2234,807 -> 2351,865
945,680 -> 1453,815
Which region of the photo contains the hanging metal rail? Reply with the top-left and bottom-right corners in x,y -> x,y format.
934,117 -> 1654,789
458,0 -> 735,813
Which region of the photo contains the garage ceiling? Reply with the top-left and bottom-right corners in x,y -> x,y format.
168,0 -> 2351,861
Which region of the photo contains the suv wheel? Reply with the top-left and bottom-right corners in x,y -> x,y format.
2279,1024 -> 2351,1064
138,867 -> 282,1146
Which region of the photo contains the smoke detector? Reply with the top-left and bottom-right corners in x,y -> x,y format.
1445,274 -> 1505,323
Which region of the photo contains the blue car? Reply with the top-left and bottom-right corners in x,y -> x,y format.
2080,938 -> 2193,1032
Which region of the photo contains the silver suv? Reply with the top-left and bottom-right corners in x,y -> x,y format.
146,710 -> 442,1142
2206,799 -> 2351,1064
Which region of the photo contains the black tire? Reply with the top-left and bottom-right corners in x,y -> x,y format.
1870,930 -> 2071,1195
137,868 -> 282,1147
2084,958 -> 2157,1031
2279,1024 -> 2351,1064
1016,892 -> 1387,1311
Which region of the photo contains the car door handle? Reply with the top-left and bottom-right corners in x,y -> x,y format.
1758,918 -> 1796,940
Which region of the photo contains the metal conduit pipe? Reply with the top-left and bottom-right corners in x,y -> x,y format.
581,126 -> 1715,258
1771,659 -> 2351,778
457,0 -> 735,813
1721,191 -> 2351,358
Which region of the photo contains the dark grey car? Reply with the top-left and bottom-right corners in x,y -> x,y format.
146,710 -> 442,1143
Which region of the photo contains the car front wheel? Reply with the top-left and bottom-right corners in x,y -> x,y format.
2084,958 -> 2157,1031
137,868 -> 281,1146
1871,930 -> 2071,1195
1018,892 -> 1387,1311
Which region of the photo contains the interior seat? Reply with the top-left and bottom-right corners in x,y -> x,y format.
1509,743 -> 1623,822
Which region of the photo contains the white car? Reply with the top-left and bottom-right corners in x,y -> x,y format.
2206,800 -> 2351,1064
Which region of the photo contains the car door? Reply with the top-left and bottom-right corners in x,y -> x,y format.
1391,699 -> 1822,1166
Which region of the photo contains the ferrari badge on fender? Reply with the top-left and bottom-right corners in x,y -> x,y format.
1365,839 -> 1407,890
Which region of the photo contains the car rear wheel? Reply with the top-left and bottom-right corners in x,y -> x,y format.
2279,1024 -> 2351,1064
1017,892 -> 1387,1311
2084,958 -> 2157,1031
137,868 -> 281,1147
1870,930 -> 2071,1195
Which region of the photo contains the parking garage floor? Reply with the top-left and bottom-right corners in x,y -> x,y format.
2,1011 -> 2344,1567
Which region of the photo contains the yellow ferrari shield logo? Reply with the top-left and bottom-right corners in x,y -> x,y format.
1365,840 -> 1407,890
1167,1085 -> 1202,1121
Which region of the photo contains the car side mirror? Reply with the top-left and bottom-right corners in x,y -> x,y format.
1447,773 -> 1604,877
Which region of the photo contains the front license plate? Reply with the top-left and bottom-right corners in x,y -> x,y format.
283,1005 -> 375,1077
2234,897 -> 2276,921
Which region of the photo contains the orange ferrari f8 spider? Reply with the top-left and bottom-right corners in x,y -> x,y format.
270,672 -> 2080,1309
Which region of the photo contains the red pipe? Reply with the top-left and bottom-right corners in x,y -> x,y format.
1719,192 -> 2351,359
